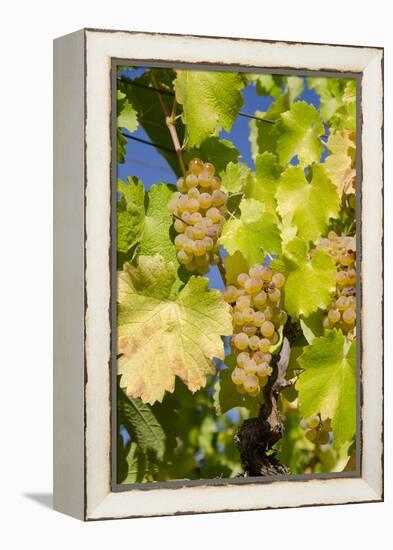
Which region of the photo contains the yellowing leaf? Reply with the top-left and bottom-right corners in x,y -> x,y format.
118,255 -> 232,404
276,165 -> 340,243
325,130 -> 356,196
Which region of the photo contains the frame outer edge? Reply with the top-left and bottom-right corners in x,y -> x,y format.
53,29 -> 86,521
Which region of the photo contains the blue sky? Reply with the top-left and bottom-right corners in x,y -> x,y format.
117,70 -> 321,290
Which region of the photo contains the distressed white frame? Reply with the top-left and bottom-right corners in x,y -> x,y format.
53,29 -> 383,521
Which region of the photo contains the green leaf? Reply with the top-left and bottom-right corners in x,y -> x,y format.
224,251 -> 249,285
300,311 -> 325,343
296,331 -> 356,448
276,165 -> 340,243
117,90 -> 138,133
219,161 -> 252,193
119,70 -> 185,176
214,357 -> 259,416
118,255 -> 232,404
220,198 -> 281,265
251,74 -> 284,98
249,96 -> 288,161
286,76 -> 304,104
284,251 -> 336,319
124,442 -> 147,483
117,128 -> 127,164
174,70 -> 244,147
276,101 -> 324,166
307,77 -> 346,121
139,184 -> 176,261
246,152 -> 281,213
118,388 -> 166,460
117,177 -> 145,254
183,137 -> 239,174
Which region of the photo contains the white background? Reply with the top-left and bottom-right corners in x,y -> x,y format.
1,0 -> 391,548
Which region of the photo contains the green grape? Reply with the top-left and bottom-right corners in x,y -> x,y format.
249,265 -> 265,279
242,308 -> 255,324
177,177 -> 187,192
268,287 -> 281,302
193,223 -> 207,239
177,250 -> 193,264
244,359 -> 257,375
198,173 -> 212,188
183,239 -> 194,254
255,362 -> 271,377
202,236 -> 214,251
248,335 -> 260,351
211,190 -> 227,207
174,234 -> 187,250
199,192 -> 212,209
261,321 -> 275,338
189,157 -> 204,176
188,187 -> 200,200
206,207 -> 221,223
233,332 -> 249,351
185,259 -> 197,272
253,291 -> 267,308
211,176 -> 221,190
177,195 -> 189,211
189,212 -> 203,226
342,308 -> 356,324
195,253 -> 210,267
174,219 -> 185,233
336,296 -> 349,310
328,309 -> 340,323
272,272 -> 285,288
253,351 -> 265,364
223,285 -> 238,303
193,240 -> 207,256
236,295 -> 251,311
237,273 -> 249,288
262,307 -> 273,321
187,198 -> 200,213
336,271 -> 348,286
233,311 -> 244,326
243,325 -> 257,336
185,174 -> 198,189
253,311 -> 265,327
203,162 -> 215,176
308,415 -> 320,429
261,267 -> 273,282
244,278 -> 263,295
237,352 -> 250,368
259,338 -> 271,353
231,367 -> 245,385
243,374 -> 259,393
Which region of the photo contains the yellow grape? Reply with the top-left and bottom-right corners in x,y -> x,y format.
189,158 -> 204,175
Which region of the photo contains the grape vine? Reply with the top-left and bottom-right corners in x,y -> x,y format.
116,67 -> 357,483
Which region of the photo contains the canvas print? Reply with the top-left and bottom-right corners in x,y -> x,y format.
115,65 -> 357,484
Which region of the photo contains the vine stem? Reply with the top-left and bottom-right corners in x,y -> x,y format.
151,74 -> 186,177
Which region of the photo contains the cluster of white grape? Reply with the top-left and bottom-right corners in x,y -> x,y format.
313,231 -> 356,336
300,415 -> 331,445
223,264 -> 287,397
167,158 -> 228,274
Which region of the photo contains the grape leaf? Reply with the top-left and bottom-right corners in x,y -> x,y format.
307,77 -> 346,121
273,238 -> 336,319
325,129 -> 356,197
214,357 -> 259,416
117,128 -> 127,164
220,198 -> 281,265
296,330 -> 356,448
276,101 -> 324,166
286,76 -> 304,104
224,251 -> 249,285
276,165 -> 340,243
220,161 -> 253,193
117,177 -> 145,254
251,74 -> 283,98
174,70 -> 244,147
118,388 -> 166,460
183,137 -> 239,174
249,96 -> 288,161
117,90 -> 138,133
118,255 -> 232,404
245,152 -> 281,213
139,184 -> 176,262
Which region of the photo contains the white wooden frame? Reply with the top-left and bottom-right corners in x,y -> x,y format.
53,28 -> 384,521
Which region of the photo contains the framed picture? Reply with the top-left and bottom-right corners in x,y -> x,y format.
53,29 -> 384,521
